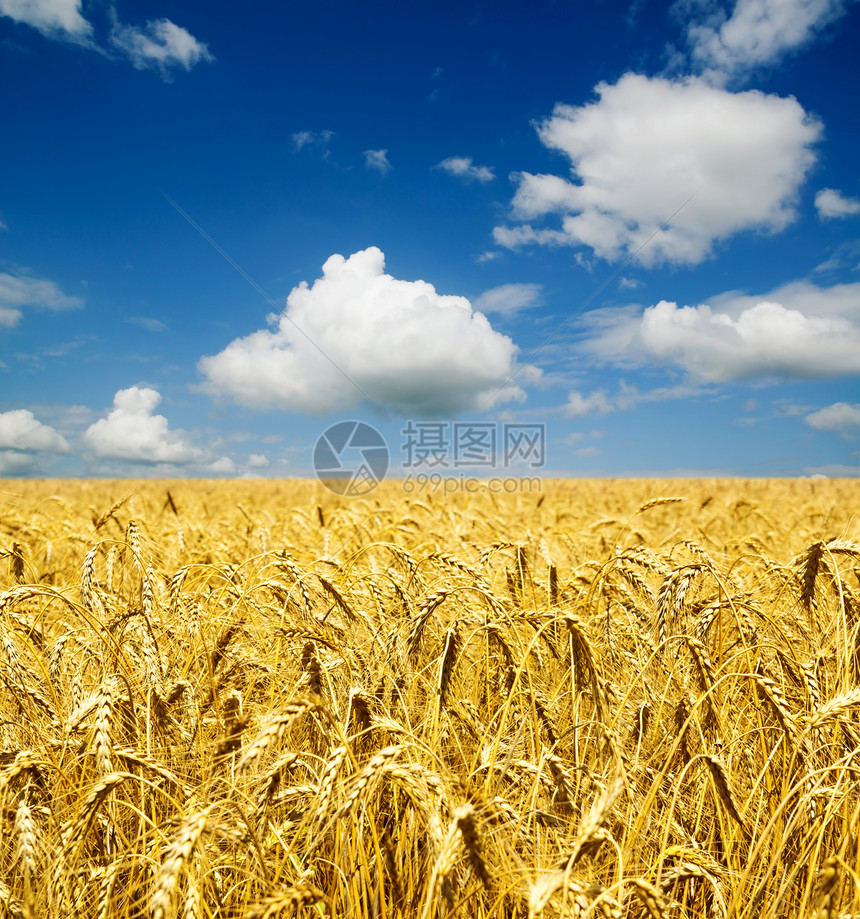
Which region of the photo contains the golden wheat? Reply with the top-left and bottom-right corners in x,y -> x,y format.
0,477 -> 858,917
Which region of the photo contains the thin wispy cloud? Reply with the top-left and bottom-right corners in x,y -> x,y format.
564,381 -> 708,416
473,283 -> 542,315
363,149 -> 391,174
292,130 -> 334,155
128,317 -> 168,332
110,17 -> 214,78
0,0 -> 212,76
0,272 -> 84,327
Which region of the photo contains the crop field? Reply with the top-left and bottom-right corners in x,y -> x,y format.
1,477 -> 860,918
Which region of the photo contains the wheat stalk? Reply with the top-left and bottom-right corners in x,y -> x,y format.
703,754 -> 747,831
151,809 -> 211,919
247,885 -> 328,918
238,697 -> 325,770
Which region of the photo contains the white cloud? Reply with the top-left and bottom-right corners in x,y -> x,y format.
1,1 -> 213,79
688,0 -> 850,75
292,130 -> 334,153
0,451 -> 44,476
774,401 -> 811,417
805,402 -> 860,432
0,0 -> 91,38
581,280 -> 860,382
198,247 -> 529,417
434,157 -> 495,183
0,410 -> 70,453
563,429 -> 605,445
707,280 -> 860,318
804,464 -> 859,477
26,402 -> 94,437
83,387 -> 212,464
473,283 -> 542,315
363,149 -> 391,174
614,380 -> 707,409
565,390 -> 615,417
128,316 -> 168,332
813,240 -> 860,275
247,453 -> 270,468
110,18 -> 213,77
815,188 -> 860,219
0,272 -> 84,326
209,457 -> 236,474
636,300 -> 860,380
564,381 -> 703,417
495,74 -> 820,266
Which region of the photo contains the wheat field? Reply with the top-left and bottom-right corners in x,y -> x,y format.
1,477 -> 859,918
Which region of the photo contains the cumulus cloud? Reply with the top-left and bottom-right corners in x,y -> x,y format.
198,247 -> 529,417
0,409 -> 70,453
495,74 -> 820,266
434,157 -> 495,183
0,272 -> 84,326
580,280 -> 860,382
805,402 -> 860,432
635,300 -> 860,380
209,457 -> 236,474
110,18 -> 213,77
473,283 -> 542,315
0,0 -> 91,39
688,0 -> 850,76
815,188 -> 860,219
83,387 -> 213,465
363,149 -> 391,174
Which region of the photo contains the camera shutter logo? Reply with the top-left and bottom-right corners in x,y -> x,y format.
314,421 -> 389,495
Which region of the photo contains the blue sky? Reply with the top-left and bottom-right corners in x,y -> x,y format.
2,0 -> 860,480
